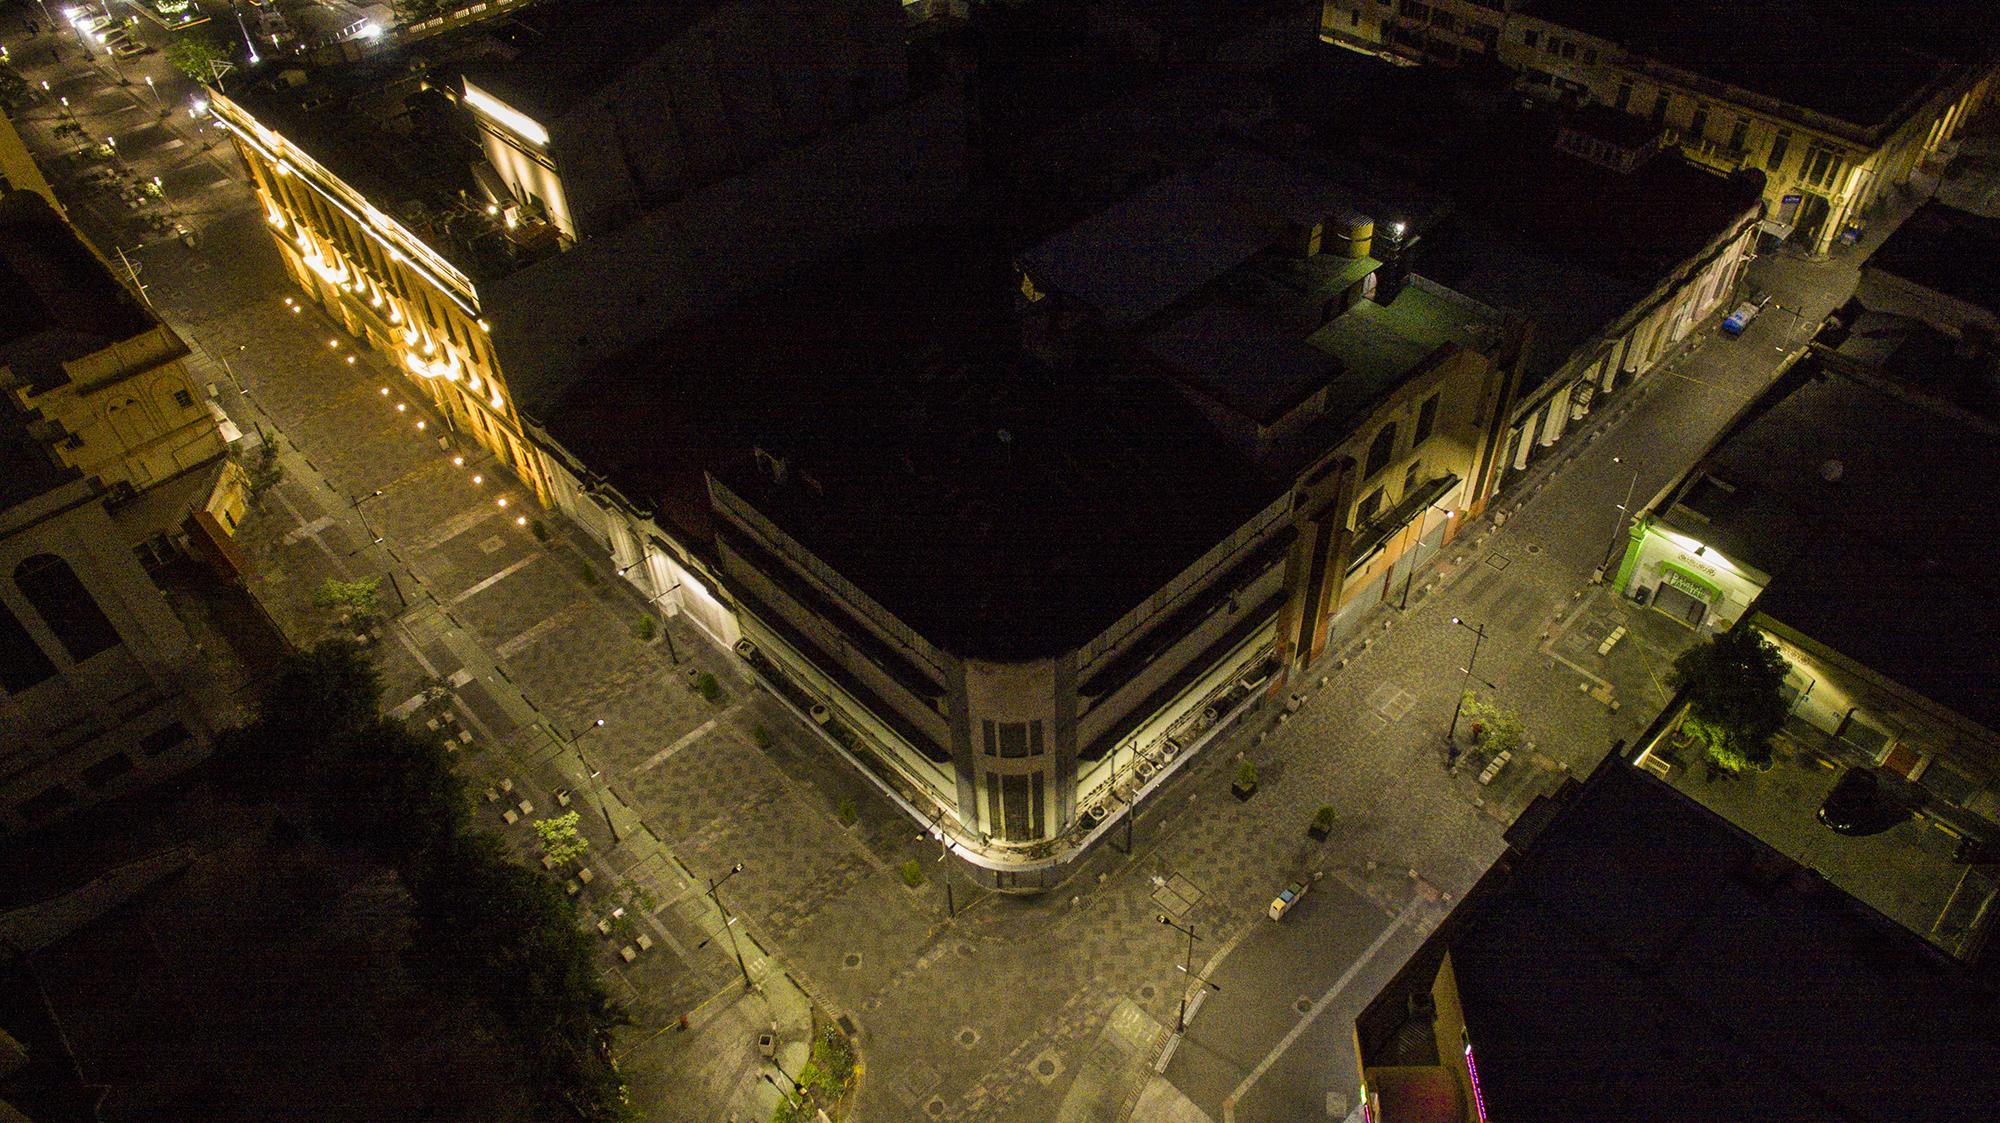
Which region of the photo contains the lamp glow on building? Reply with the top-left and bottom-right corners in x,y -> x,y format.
463,86 -> 549,147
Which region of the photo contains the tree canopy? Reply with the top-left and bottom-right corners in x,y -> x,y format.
1669,627 -> 1791,769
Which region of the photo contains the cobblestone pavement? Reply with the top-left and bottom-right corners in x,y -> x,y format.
6,16 -> 1961,1121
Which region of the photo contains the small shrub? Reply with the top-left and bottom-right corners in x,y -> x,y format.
314,576 -> 381,618
530,518 -> 549,542
1235,760 -> 1259,789
635,614 -> 656,642
899,859 -> 925,888
695,672 -> 721,702
751,725 -> 773,748
580,563 -> 599,586
812,1027 -> 855,1085
836,796 -> 857,825
1314,805 -> 1336,831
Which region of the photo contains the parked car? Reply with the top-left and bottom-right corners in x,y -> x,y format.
1722,292 -> 1772,336
1269,879 -> 1308,920
1817,768 -> 1908,837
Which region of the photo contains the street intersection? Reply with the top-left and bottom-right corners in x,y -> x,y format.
2,9 -> 1954,1119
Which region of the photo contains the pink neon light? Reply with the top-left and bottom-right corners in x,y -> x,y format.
1464,1043 -> 1490,1123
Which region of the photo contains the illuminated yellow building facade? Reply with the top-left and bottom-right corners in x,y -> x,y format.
209,93 -> 554,506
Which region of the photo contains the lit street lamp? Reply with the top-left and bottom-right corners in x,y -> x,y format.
1444,616 -> 1494,755
346,489 -> 410,611
919,804 -> 959,919
1597,455 -> 1642,582
703,862 -> 753,990
565,718 -> 620,845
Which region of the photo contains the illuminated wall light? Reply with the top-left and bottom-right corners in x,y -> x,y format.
416,420 -> 427,430
515,515 -> 527,526
346,355 -> 357,365
472,474 -> 483,484
463,84 -> 550,146
452,456 -> 464,466
291,306 -> 302,314
496,497 -> 509,508
1465,1042 -> 1491,1123
327,339 -> 340,349
395,403 -> 407,412
214,111 -> 481,315
380,387 -> 390,395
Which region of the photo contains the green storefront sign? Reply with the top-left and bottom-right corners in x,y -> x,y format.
1659,560 -> 1721,603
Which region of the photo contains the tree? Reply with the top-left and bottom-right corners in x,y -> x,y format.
1669,627 -> 1790,772
533,810 -> 590,865
165,30 -> 231,84
323,720 -> 467,866
258,638 -> 382,749
1458,692 -> 1524,756
0,64 -> 29,109
406,834 -> 629,1119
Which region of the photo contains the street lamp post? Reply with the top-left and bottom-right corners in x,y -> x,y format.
1598,456 -> 1641,582
706,863 -> 753,990
1156,914 -> 1219,1036
566,718 -> 621,844
347,490 -> 409,611
1398,504 -> 1453,611
920,805 -> 957,919
144,75 -> 165,116
1444,616 -> 1491,749
620,551 -> 683,665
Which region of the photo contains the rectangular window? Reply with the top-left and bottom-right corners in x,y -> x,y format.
1360,487 -> 1385,523
1582,47 -> 1597,64
1614,80 -> 1632,110
1523,28 -> 1539,48
998,722 -> 1028,758
1403,460 -> 1422,497
1649,92 -> 1669,126
1767,130 -> 1791,173
1689,105 -> 1709,141
173,388 -> 195,409
1413,392 -> 1440,445
1729,118 -> 1748,151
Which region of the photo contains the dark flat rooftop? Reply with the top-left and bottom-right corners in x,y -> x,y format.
1668,356 -> 2000,730
544,223 -> 1281,661
1017,154 -> 1367,327
1381,757 -> 2000,1122
1522,0 -> 1997,128
0,191 -> 155,393
715,361 -> 1279,661
458,0 -> 729,122
1863,201 -> 2000,319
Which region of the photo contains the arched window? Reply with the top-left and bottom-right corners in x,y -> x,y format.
0,602 -> 58,693
15,554 -> 121,662
1365,422 -> 1398,479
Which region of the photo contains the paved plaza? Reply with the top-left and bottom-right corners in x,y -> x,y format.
4,10 -> 1974,1119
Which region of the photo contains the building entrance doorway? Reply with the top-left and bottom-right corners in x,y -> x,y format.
1651,581 -> 1707,627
